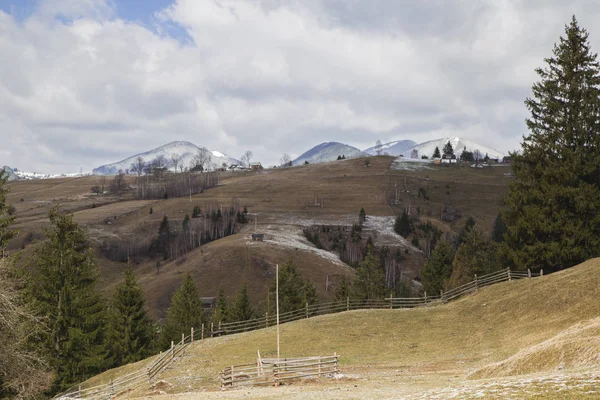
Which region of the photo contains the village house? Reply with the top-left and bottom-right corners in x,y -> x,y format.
441,154 -> 458,164
249,162 -> 263,171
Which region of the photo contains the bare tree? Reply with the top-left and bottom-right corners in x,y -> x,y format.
191,147 -> 212,172
375,140 -> 383,156
241,150 -> 253,168
171,154 -> 180,172
153,154 -> 167,169
473,149 -> 482,165
130,156 -> 145,176
110,173 -> 128,196
280,153 -> 291,166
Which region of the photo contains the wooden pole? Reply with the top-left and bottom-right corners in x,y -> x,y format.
305,302 -> 309,318
171,341 -> 174,360
276,263 -> 280,360
507,267 -> 511,281
389,291 -> 393,309
201,323 -> 204,340
528,268 -> 531,278
346,296 -> 349,311
266,312 -> 269,328
191,327 -> 194,342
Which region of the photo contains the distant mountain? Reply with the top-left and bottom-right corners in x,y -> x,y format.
93,141 -> 239,175
1,166 -> 17,181
363,140 -> 417,156
402,137 -> 505,160
292,142 -> 366,166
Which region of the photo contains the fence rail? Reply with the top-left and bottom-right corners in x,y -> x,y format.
56,267 -> 539,398
220,355 -> 340,388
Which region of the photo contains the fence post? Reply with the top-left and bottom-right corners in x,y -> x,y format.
219,321 -> 222,333
191,327 -> 194,342
211,322 -> 214,336
507,267 -> 511,281
390,291 -> 393,309
346,296 -> 349,311
540,268 -> 544,276
440,289 -> 444,303
474,274 -> 478,291
424,291 -> 427,303
528,269 -> 531,278
201,323 -> 204,340
182,333 -> 185,345
110,379 -> 114,398
171,341 -> 174,360
306,302 -> 309,318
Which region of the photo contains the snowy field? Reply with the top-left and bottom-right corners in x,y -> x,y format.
390,157 -> 434,171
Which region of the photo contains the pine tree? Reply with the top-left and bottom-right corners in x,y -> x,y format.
502,16 -> 600,272
446,226 -> 501,289
491,213 -> 508,243
456,216 -> 476,245
182,214 -> 190,233
0,170 -> 18,257
334,276 -> 351,302
352,247 -> 386,300
192,205 -> 201,218
104,265 -> 154,369
212,287 -> 229,324
269,260 -> 317,314
26,209 -> 106,393
157,215 -> 170,255
359,208 -> 366,225
230,284 -> 254,322
443,141 -> 454,157
421,238 -> 455,296
432,146 -> 441,158
394,210 -> 411,237
160,274 -> 204,349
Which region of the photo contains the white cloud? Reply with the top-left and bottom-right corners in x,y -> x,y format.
1,0 -> 599,172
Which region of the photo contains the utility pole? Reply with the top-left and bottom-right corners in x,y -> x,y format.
276,263 -> 280,360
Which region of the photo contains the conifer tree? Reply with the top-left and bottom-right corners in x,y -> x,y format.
0,170 -> 18,257
358,208 -> 366,225
491,213 -> 508,243
394,210 -> 411,238
212,287 -> 229,324
269,260 -> 317,314
456,216 -> 476,245
446,226 -> 500,289
104,266 -> 154,369
334,276 -> 351,302
160,274 -> 204,348
503,16 -> 600,272
421,238 -> 454,295
27,209 -> 106,393
230,284 -> 254,323
432,146 -> 441,158
442,141 -> 454,157
352,247 -> 386,300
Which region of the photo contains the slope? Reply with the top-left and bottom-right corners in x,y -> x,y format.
403,136 -> 505,160
80,257 -> 600,399
292,142 -> 365,165
93,141 -> 238,175
363,139 -> 417,156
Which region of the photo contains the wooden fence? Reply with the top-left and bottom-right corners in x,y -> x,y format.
55,267 -> 539,398
220,355 -> 340,388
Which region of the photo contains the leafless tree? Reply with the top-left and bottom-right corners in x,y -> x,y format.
0,259 -> 52,399
130,156 -> 145,176
179,164 -> 185,173
110,173 -> 128,196
191,147 -> 212,172
375,140 -> 383,156
241,150 -> 253,167
153,154 -> 167,169
280,153 -> 291,166
171,154 -> 180,172
473,149 -> 482,165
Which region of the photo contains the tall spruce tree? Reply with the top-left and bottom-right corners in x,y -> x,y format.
421,238 -> 455,296
0,170 -> 18,257
269,260 -> 317,314
104,266 -> 154,369
230,284 -> 254,323
394,210 -> 411,238
160,274 -> 204,349
432,146 -> 441,158
442,141 -> 454,157
212,287 -> 229,324
352,247 -> 386,300
27,209 -> 106,393
502,16 -> 600,272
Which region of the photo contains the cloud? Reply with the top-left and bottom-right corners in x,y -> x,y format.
0,0 -> 599,173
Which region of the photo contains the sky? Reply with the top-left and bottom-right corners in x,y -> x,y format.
1,0 -> 599,174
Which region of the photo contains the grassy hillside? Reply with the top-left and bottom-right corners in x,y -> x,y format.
83,258 -> 600,398
5,157 -> 511,318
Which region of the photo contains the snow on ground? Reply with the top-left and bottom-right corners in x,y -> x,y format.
390,158 -> 434,171
363,216 -> 420,252
14,170 -> 93,180
411,370 -> 600,399
246,224 -> 352,269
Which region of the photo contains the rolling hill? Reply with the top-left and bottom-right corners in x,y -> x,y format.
79,258 -> 600,399
92,141 -> 239,175
363,139 -> 417,156
403,136 -> 505,160
292,142 -> 366,165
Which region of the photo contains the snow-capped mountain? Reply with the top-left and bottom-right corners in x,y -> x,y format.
402,137 -> 505,160
292,142 -> 366,166
363,140 -> 417,156
93,141 -> 239,175
2,166 -> 17,181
